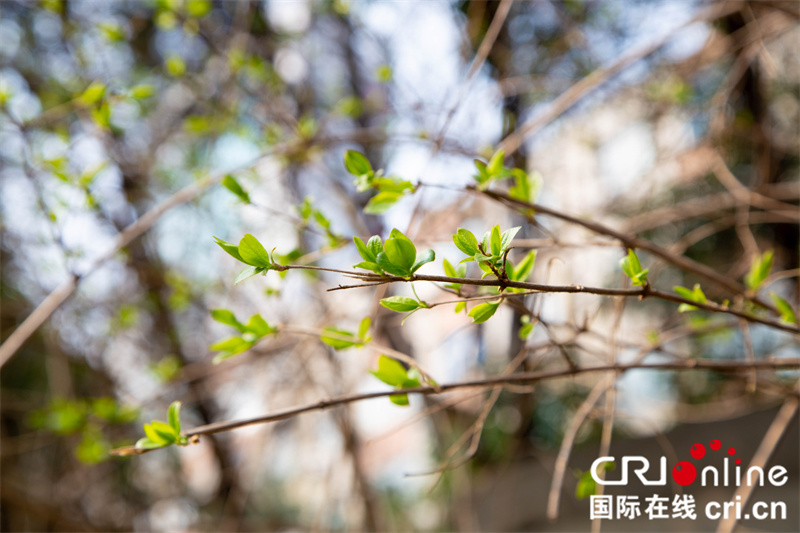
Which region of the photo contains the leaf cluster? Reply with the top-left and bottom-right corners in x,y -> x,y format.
473,148 -> 542,204
320,317 -> 372,349
210,309 -> 277,363
344,150 -> 416,214
353,228 -> 435,277
370,355 -> 423,406
135,402 -> 188,451
214,233 -> 278,284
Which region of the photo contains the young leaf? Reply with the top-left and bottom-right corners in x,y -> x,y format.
744,250 -> 773,291
364,191 -> 403,214
487,149 -> 505,176
234,266 -> 264,284
167,402 -> 181,434
389,393 -> 410,406
143,422 -> 173,444
674,284 -> 707,312
353,261 -> 383,274
320,327 -> 358,349
380,296 -> 422,313
367,235 -> 383,258
509,168 -> 542,203
453,228 -> 479,257
210,309 -> 246,332
354,236 -> 376,262
500,226 -> 521,253
454,301 -> 466,314
575,470 -> 597,500
344,150 -> 372,176
371,355 -> 408,386
473,159 -> 489,183
443,258 -> 458,278
769,292 -> 797,325
135,437 -> 168,450
511,250 -> 536,282
213,236 -> 244,262
237,234 -> 272,268
79,81 -> 106,106
468,301 -> 500,323
245,314 -> 274,337
221,175 -> 250,203
383,229 -> 416,274
490,225 -> 502,256
376,253 -> 412,277
621,249 -> 648,286
410,249 -> 435,274
358,317 -> 371,340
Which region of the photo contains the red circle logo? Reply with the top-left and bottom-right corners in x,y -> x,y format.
672,461 -> 697,486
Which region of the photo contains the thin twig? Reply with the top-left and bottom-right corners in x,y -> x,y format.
178,358 -> 800,439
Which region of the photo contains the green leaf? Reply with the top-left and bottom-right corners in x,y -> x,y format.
769,293 -> 798,324
487,149 -> 505,176
358,317 -> 371,340
509,168 -> 542,203
454,301 -> 466,314
211,309 -> 246,332
490,225 -> 502,256
245,314 -> 274,337
453,228 -> 479,257
519,322 -> 534,339
210,336 -> 252,354
371,355 -> 408,387
621,249 -> 648,286
468,301 -> 500,323
674,284 -> 707,312
354,236 -> 376,262
380,296 -> 421,313
383,229 -> 416,273
143,422 -> 172,444
388,393 -> 409,406
129,84 -> 156,100
167,402 -> 181,434
500,226 -> 521,252
79,81 -> 106,106
238,234 -> 272,268
135,437 -> 168,450
376,252 -> 411,277
410,249 -> 435,273
372,177 -> 415,193
186,0 -> 212,18
165,54 -> 186,77
745,250 -> 773,291
222,175 -> 250,203
320,327 -> 358,350
367,236 -> 384,258
344,150 -> 372,176
353,261 -> 383,274
443,258 -> 457,278
150,420 -> 178,441
234,266 -> 264,284
214,236 -> 244,262
511,250 -> 536,282
473,159 -> 489,183
364,191 -> 403,214
575,470 -> 597,500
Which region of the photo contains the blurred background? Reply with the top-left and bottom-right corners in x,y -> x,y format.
1,0 -> 798,531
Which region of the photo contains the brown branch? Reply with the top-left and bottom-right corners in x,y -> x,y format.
320,266 -> 797,333
171,358 -> 800,440
475,187 -> 781,314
